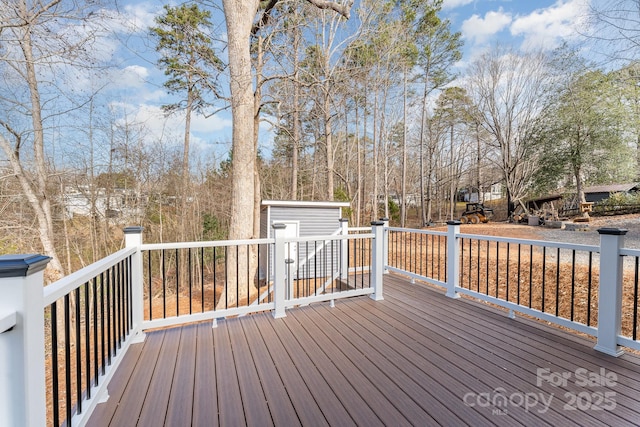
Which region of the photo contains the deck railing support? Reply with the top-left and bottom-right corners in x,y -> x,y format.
339,218 -> 349,280
0,254 -> 50,427
595,228 -> 627,356
380,218 -> 389,274
371,221 -> 385,301
272,224 -> 287,318
446,221 -> 461,299
124,226 -> 146,343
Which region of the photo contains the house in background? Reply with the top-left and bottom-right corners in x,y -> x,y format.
461,182 -> 503,203
583,183 -> 640,203
525,182 -> 640,213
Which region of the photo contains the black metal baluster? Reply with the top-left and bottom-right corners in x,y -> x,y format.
106,268 -> 112,365
587,253 -> 593,326
529,246 -> 533,308
189,248 -> 193,314
147,251 -> 153,320
213,247 -> 218,309
634,257 -> 639,340
236,246 -> 239,306
162,249 -> 167,318
555,248 -> 560,317
85,281 -> 91,399
442,236 -> 445,282
75,286 -> 82,414
100,272 -> 105,375
51,302 -> 60,427
542,247 -> 547,313
517,244 -> 521,306
570,250 -> 576,320
506,243 -> 510,301
92,277 -> 98,384
226,246 -> 230,310
495,242 -> 499,298
176,248 -> 180,317
200,247 -> 205,312
306,241 -> 310,295
469,238 -> 473,289
116,262 -> 121,348
486,240 -> 490,295
477,239 -> 481,292
64,294 -> 72,425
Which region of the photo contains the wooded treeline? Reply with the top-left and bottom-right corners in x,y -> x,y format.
1,0 -> 640,279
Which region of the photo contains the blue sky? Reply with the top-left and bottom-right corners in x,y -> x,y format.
103,0 -> 596,161
443,0 -> 591,58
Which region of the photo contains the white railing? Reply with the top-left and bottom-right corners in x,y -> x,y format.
0,221 -> 383,427
387,221 -> 637,358
3,218 -> 638,426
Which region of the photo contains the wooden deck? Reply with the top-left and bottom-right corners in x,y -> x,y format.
87,274 -> 640,426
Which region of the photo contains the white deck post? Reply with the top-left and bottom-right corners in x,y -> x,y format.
446,221 -> 461,299
272,224 -> 287,318
380,218 -> 389,274
0,254 -> 51,427
595,228 -> 627,356
124,226 -> 146,342
339,218 -> 349,280
371,221 -> 385,301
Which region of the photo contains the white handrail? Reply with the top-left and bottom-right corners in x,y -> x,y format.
44,247 -> 136,306
141,237 -> 274,251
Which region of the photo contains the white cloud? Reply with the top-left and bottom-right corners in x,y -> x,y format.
442,0 -> 475,10
109,102 -> 232,146
461,9 -> 512,44
510,0 -> 590,51
110,65 -> 150,88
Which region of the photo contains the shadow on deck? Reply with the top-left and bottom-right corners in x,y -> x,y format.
88,274 -> 640,426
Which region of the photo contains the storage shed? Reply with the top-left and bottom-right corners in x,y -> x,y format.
259,200 -> 350,281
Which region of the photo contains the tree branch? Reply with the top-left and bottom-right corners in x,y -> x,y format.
305,0 -> 353,19
252,0 -> 353,34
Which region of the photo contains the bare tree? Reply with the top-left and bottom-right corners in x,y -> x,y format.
0,0 -> 110,278
466,46 -> 552,217
219,0 -> 352,307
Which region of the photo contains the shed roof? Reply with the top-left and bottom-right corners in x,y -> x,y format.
583,183 -> 640,194
261,200 -> 350,209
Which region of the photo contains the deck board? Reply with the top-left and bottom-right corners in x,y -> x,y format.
165,323 -> 197,426
137,327 -> 180,425
213,320 -> 246,426
87,273 -> 640,426
226,317 -> 274,426
385,276 -> 640,426
107,329 -> 166,426
192,322 -> 217,427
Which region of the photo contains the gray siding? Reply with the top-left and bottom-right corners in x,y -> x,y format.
265,206 -> 342,237
260,205 -> 344,281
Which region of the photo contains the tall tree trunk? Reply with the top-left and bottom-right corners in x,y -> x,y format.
181,86 -> 194,242
419,81 -> 429,226
292,29 -> 301,200
223,0 -> 258,241
355,97 -> 361,226
220,0 -> 259,309
401,70 -> 408,227
449,122 -> 455,221
323,86 -> 334,200
12,4 -> 64,277
254,35 -> 264,238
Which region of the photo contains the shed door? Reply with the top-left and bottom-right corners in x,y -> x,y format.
282,222 -> 299,271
